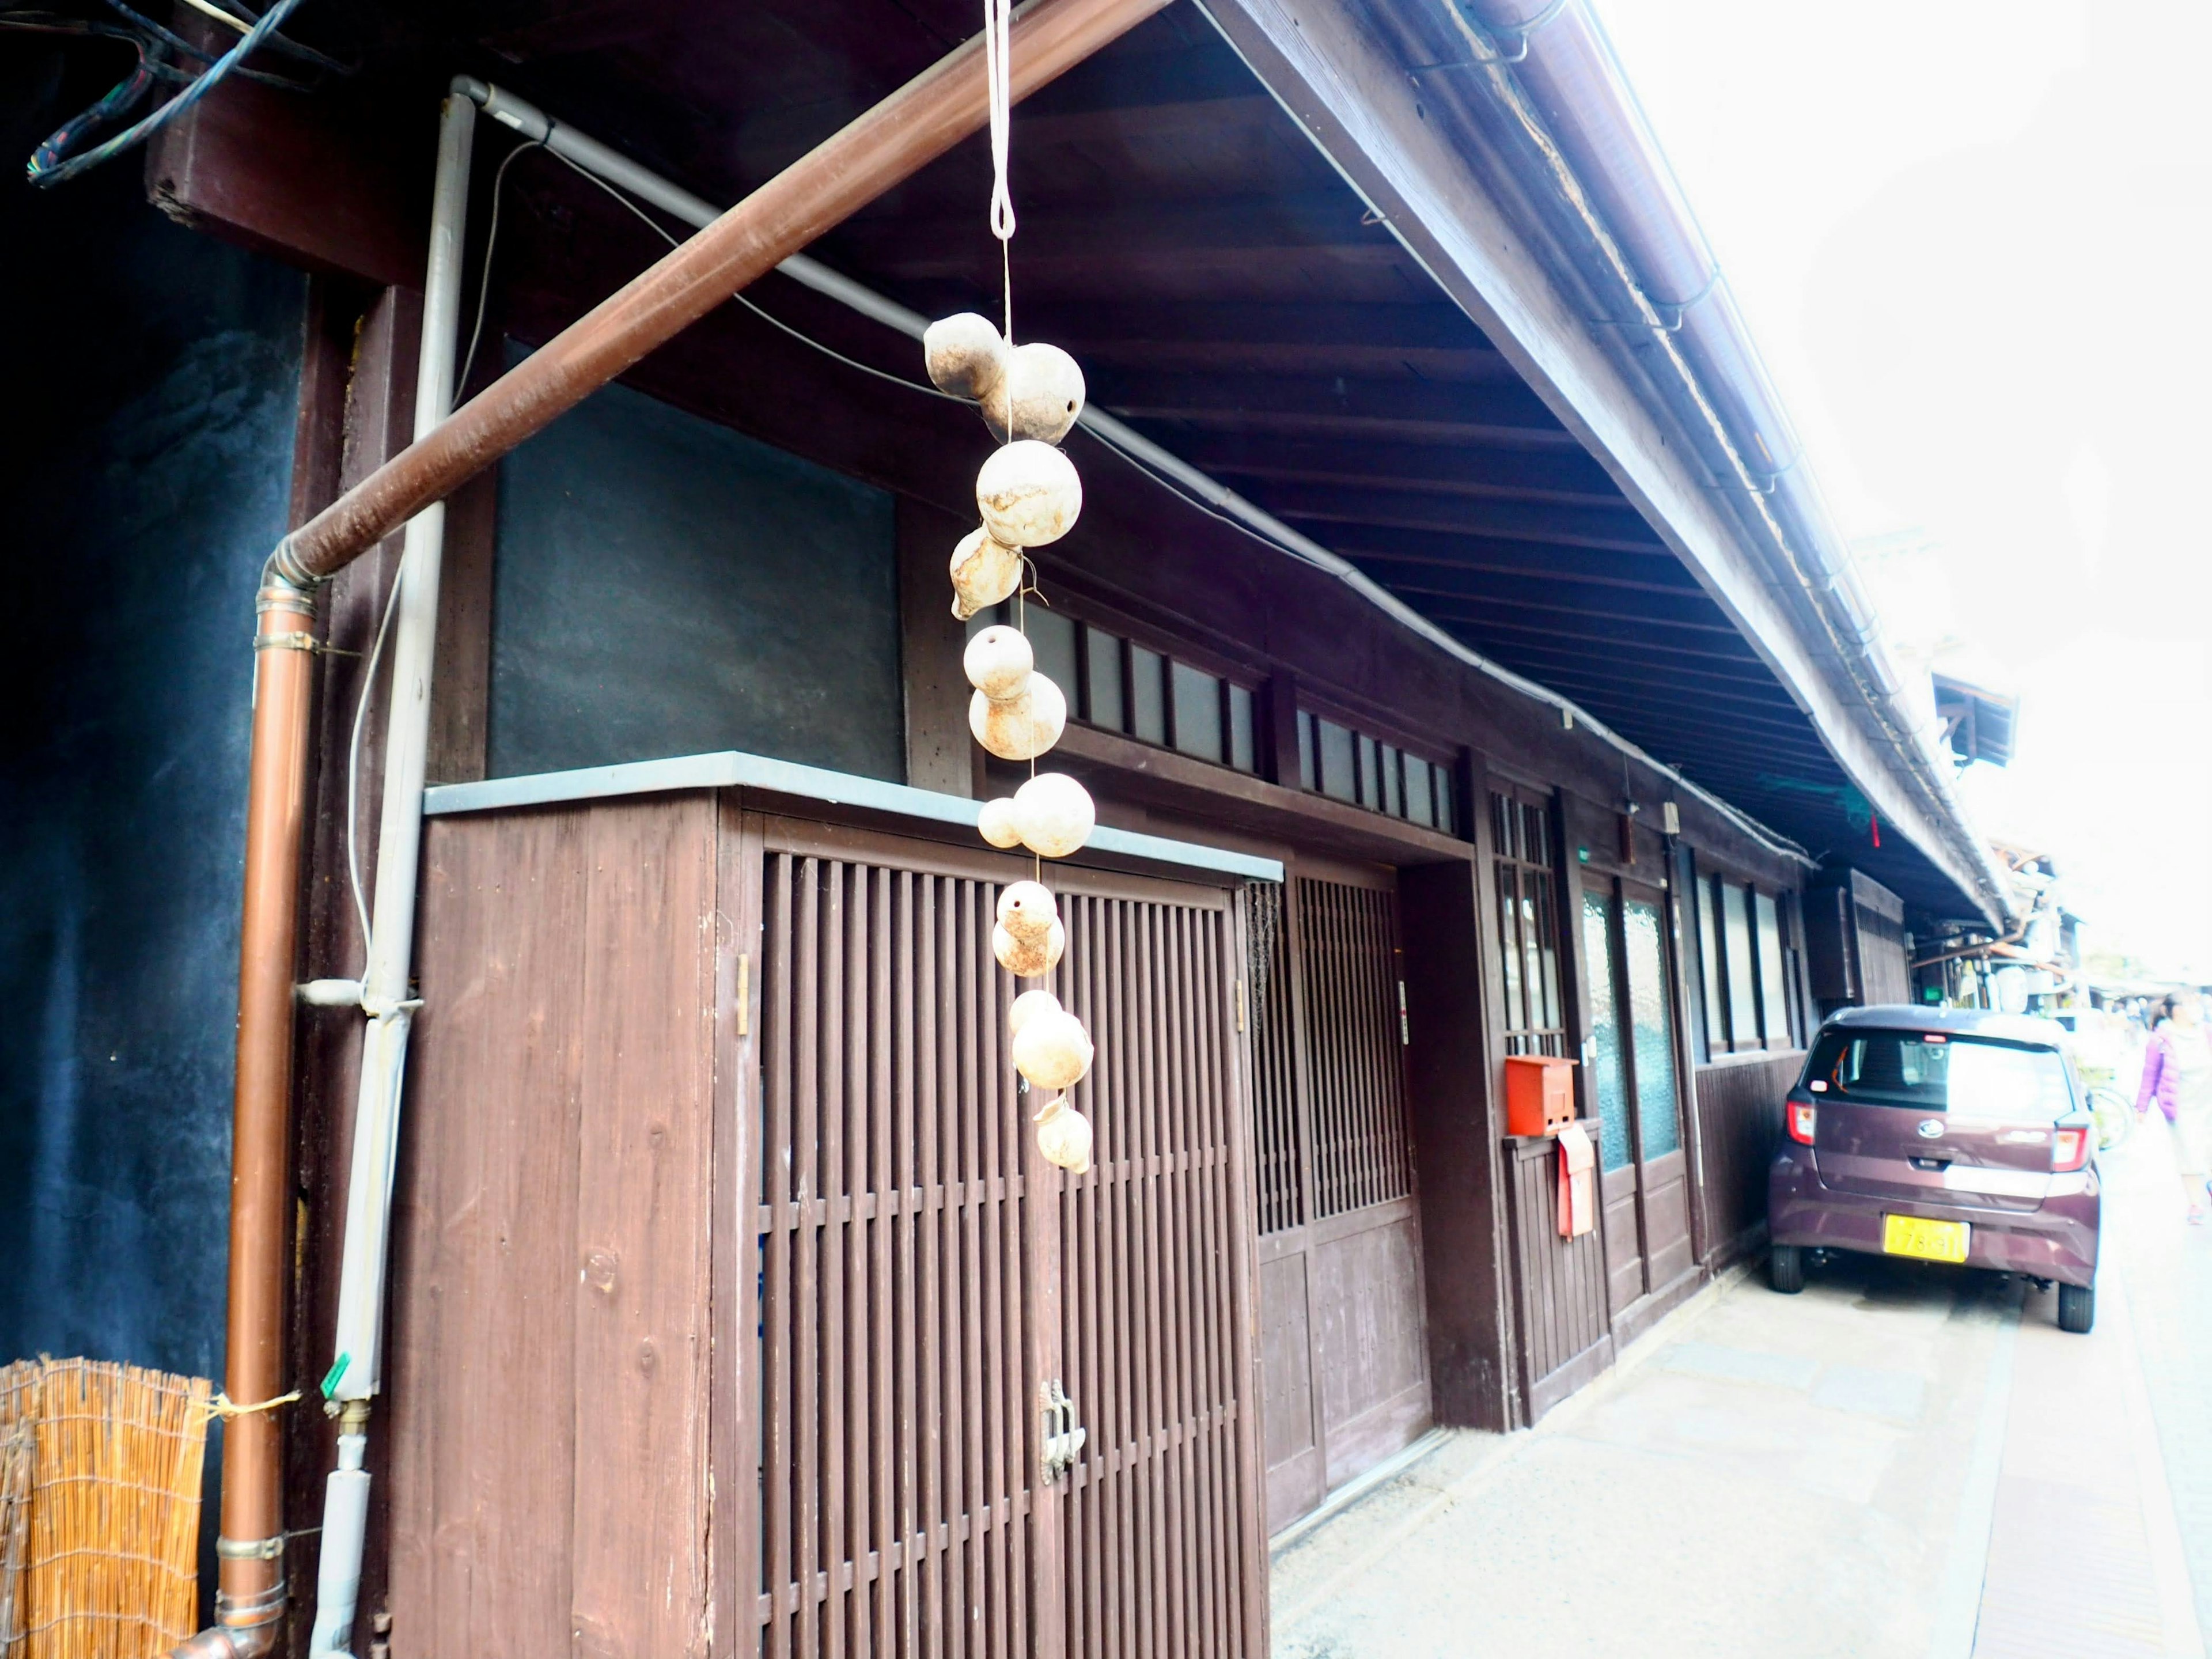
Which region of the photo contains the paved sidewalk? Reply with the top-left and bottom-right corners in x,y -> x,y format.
1271,1126 -> 2210,1659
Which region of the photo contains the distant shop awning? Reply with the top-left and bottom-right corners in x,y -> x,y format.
1933,673 -> 2018,768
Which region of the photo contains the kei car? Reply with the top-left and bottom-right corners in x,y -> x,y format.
1767,1006 -> 2100,1332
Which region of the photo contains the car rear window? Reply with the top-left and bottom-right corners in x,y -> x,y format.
1802,1031 -> 2075,1121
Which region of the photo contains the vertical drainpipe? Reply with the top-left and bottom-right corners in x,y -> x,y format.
302,84 -> 476,1659
176,74 -> 478,1659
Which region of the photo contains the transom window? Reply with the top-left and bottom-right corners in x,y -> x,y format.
1491,787 -> 1565,1057
968,603 -> 1257,775
1296,708 -> 1456,833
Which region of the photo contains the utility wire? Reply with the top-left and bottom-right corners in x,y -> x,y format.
27,0 -> 309,187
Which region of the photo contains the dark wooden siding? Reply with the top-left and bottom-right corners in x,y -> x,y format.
1690,1052 -> 1802,1270
1501,1138 -> 1612,1421
389,796 -> 717,1656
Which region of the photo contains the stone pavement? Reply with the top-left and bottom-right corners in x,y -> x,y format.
1270,1121 -> 2212,1658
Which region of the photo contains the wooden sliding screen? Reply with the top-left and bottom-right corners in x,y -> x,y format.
391,795 -> 1266,1659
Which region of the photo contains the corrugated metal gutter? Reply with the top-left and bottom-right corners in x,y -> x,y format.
1427,0 -> 2016,926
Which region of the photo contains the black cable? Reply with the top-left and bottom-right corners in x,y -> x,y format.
26,0 -> 308,187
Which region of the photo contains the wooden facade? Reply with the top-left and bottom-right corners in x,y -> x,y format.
50,0 -> 2007,1649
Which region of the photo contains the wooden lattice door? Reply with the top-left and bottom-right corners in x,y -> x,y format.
745,817 -> 1267,1659
1246,866 -> 1429,1533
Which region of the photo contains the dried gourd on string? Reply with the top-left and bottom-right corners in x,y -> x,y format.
924,0 -> 1101,1174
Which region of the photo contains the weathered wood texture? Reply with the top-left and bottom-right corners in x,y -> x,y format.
1399,860 -> 1510,1431
895,495 -> 976,797
1691,1052 -> 1802,1271
1501,1138 -> 1612,1423
385,796 -> 717,1656
751,838 -> 1035,1658
747,824 -> 1266,1657
1052,880 -> 1266,1659
1248,874 -> 1430,1531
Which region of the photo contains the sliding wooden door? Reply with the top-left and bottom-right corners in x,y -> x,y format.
1248,864 -> 1429,1534
747,816 -> 1267,1659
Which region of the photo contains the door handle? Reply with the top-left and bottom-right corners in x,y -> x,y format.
1040,1378 -> 1087,1484
1908,1155 -> 1953,1172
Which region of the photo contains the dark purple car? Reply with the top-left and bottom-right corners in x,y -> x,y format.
1768,1006 -> 2100,1332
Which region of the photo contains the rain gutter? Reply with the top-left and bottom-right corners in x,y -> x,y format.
1437,0 -> 2015,926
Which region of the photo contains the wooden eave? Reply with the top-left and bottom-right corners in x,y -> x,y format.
146,0 -> 1978,916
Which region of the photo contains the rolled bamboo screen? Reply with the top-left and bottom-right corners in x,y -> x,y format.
0,1358 -> 212,1658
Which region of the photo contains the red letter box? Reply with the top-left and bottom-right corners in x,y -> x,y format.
1503,1054 -> 1577,1138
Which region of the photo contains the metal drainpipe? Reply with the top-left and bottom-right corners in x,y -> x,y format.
169,575 -> 320,1659
302,83 -> 476,1659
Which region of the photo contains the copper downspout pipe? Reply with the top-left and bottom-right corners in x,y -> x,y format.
269,0 -> 1172,587
181,578 -> 319,1658
190,0 -> 1170,1650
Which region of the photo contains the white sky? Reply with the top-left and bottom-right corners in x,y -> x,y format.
1590,0 -> 2212,976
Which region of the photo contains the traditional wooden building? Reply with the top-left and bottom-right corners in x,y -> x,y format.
0,0 -> 2016,1654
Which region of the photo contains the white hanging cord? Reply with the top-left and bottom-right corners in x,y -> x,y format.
983,0 -> 1017,247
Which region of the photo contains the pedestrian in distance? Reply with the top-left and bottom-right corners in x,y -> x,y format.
2137,991 -> 2212,1222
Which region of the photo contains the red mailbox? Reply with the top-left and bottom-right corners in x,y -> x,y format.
1503,1054 -> 1577,1138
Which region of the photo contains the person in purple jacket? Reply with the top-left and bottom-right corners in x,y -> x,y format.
2138,992 -> 2212,1221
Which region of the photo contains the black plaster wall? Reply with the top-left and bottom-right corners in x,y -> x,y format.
490,363 -> 903,782
0,112 -> 304,1381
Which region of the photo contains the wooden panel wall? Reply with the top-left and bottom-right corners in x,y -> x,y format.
1690,1052 -> 1802,1270
1398,860 -> 1510,1432
1308,1206 -> 1429,1488
1501,1139 -> 1612,1423
387,796 -> 717,1657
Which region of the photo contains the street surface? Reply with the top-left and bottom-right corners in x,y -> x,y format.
1271,1109 -> 2212,1658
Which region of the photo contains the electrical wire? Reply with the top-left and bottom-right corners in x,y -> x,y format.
454,135 -> 546,396
104,0 -> 350,72
346,562 -> 407,967
521,139 -> 963,404
26,0 -> 309,187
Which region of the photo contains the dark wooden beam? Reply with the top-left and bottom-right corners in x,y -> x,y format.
1262,486 -> 1668,555
1099,369 -> 1563,433
1378,575 -> 1738,634
1332,538 -> 1702,594
1187,434 -> 1621,504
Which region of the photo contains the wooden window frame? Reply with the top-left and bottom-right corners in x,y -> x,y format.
1689,855 -> 1806,1056
1489,781 -> 1569,1060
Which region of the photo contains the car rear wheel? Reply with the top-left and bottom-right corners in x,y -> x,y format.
1769,1243 -> 1804,1294
2058,1282 -> 2094,1334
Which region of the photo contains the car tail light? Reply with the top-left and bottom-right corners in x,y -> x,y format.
1787,1100 -> 1817,1146
2052,1123 -> 2091,1173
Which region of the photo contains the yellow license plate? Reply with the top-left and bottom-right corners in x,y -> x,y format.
1883,1214 -> 1969,1263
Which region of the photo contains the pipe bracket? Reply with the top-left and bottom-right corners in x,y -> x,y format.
216,1535 -> 288,1563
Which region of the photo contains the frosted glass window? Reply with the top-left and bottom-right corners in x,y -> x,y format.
1026,606 -> 1077,708
1755,890 -> 1787,1044
1357,733 -> 1380,808
1380,744 -> 1402,817
1722,882 -> 1756,1049
1583,891 -> 1631,1171
1228,683 -> 1256,772
1434,766 -> 1455,836
1170,661 -> 1224,762
1497,867 -> 1526,1031
1406,759 -> 1433,828
1130,646 -> 1166,744
1318,720 -> 1357,802
1297,709 -> 1316,790
1083,625 -> 1123,730
1624,897 -> 1681,1157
